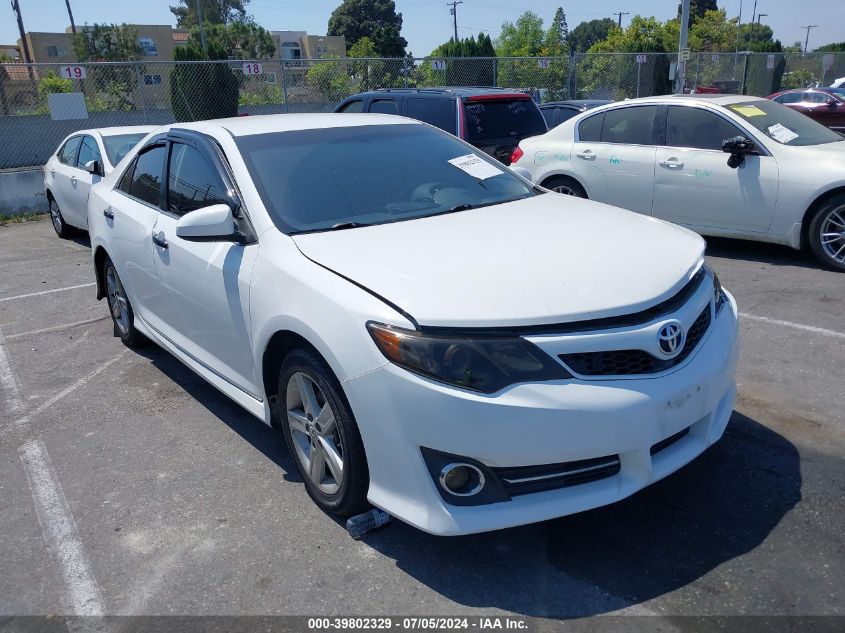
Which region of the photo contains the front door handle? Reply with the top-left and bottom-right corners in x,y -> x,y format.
659,159 -> 685,169
103,207 -> 114,219
70,175 -> 78,185
576,150 -> 596,160
152,232 -> 168,250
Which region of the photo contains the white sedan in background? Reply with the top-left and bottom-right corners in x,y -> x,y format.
44,125 -> 156,238
87,113 -> 738,535
511,95 -> 845,271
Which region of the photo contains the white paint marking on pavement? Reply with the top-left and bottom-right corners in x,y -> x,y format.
739,312 -> 845,340
0,283 -> 95,304
5,316 -> 109,340
31,350 -> 128,417
0,326 -> 30,426
19,440 -> 105,616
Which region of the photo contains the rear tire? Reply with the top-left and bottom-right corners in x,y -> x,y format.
49,197 -> 75,239
808,193 -> 845,272
278,348 -> 369,517
543,175 -> 587,198
101,254 -> 143,347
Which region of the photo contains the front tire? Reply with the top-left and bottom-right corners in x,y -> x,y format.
543,175 -> 587,198
808,194 -> 845,272
102,255 -> 142,347
278,348 -> 369,517
49,197 -> 75,239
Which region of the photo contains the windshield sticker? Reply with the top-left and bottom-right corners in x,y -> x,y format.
730,104 -> 767,117
448,154 -> 505,180
767,123 -> 799,143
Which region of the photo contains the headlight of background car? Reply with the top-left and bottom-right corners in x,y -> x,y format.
704,264 -> 727,312
367,322 -> 571,393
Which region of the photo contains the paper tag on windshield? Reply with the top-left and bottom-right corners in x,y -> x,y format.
767,123 -> 799,143
448,154 -> 504,180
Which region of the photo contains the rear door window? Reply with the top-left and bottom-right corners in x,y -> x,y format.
775,92 -> 802,104
369,99 -> 398,114
578,112 -> 604,141
600,106 -> 658,145
338,100 -> 364,113
59,137 -> 82,165
557,106 -> 582,125
462,98 -> 547,142
128,145 -> 166,207
407,98 -> 456,134
540,107 -> 558,128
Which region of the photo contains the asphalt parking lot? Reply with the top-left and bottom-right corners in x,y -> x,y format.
0,218 -> 843,624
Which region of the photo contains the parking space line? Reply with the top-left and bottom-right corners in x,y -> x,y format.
0,283 -> 96,304
0,327 -> 29,426
739,312 -> 845,340
31,350 -> 129,418
4,316 -> 109,341
19,440 -> 105,616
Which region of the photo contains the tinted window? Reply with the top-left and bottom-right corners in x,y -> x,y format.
775,92 -> 802,104
369,99 -> 398,114
167,143 -> 229,215
407,98 -> 456,134
102,133 -> 147,166
578,112 -> 604,141
541,108 -> 558,127
805,92 -> 832,104
117,158 -> 136,193
235,124 -> 535,234
601,106 -> 658,145
727,100 -> 843,146
59,137 -> 82,165
76,136 -> 101,170
128,145 -> 166,206
463,98 -> 547,142
338,100 -> 364,113
557,106 -> 582,125
666,106 -> 743,151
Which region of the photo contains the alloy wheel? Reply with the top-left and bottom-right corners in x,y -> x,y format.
105,265 -> 130,335
552,185 -> 577,196
49,199 -> 63,234
820,206 -> 845,265
286,372 -> 344,495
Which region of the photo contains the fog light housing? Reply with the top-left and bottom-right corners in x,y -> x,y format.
440,463 -> 485,496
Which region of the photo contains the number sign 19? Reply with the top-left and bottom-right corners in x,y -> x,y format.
61,66 -> 86,79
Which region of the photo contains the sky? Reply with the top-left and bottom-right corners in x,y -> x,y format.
2,0 -> 844,56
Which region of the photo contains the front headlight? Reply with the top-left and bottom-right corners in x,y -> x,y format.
704,264 -> 727,312
367,322 -> 571,393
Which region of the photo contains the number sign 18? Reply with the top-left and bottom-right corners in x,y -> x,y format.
243,62 -> 263,75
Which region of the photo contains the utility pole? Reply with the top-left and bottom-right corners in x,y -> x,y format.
447,0 -> 463,43
733,0 -> 743,78
613,11 -> 629,28
801,25 -> 817,53
196,0 -> 207,51
675,0 -> 690,93
64,0 -> 76,34
749,0 -> 759,46
11,0 -> 33,63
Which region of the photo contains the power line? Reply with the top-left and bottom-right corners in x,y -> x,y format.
613,11 -> 629,28
447,0 -> 463,43
801,25 -> 818,53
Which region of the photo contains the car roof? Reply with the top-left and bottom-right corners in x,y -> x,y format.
68,125 -> 159,138
540,100 -> 612,108
611,94 -> 764,107
348,86 -> 528,99
155,113 -> 421,138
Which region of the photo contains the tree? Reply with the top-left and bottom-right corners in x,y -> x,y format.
567,18 -> 615,53
72,24 -> 142,61
170,41 -> 239,121
328,0 -> 407,58
495,11 -> 546,57
815,42 -> 845,52
194,21 -> 275,58
678,0 -> 719,27
424,33 -> 496,86
545,7 -> 569,55
170,0 -> 249,28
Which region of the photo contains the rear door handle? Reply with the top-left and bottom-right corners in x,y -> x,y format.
103,207 -> 114,219
70,175 -> 78,185
576,150 -> 596,160
152,232 -> 168,250
659,159 -> 685,169
50,169 -> 56,178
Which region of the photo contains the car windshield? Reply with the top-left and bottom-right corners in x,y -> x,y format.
235,124 -> 537,234
727,100 -> 844,146
102,133 -> 148,166
463,99 -> 547,142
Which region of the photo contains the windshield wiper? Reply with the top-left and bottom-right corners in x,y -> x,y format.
330,221 -> 373,231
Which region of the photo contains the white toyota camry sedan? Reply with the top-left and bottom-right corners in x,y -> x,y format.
45,125 -> 157,238
511,95 -> 845,271
88,113 -> 739,535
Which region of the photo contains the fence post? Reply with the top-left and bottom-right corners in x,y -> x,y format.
403,57 -> 409,88
741,52 -> 749,95
133,63 -> 149,123
636,58 -> 641,98
492,58 -> 497,87
280,59 -> 288,113
694,53 -> 701,91
0,68 -> 9,116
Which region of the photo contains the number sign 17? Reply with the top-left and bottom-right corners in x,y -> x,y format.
61,66 -> 86,79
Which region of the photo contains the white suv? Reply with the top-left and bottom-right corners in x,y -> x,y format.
88,114 -> 739,535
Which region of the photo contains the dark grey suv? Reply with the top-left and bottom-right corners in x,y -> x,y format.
335,87 -> 547,165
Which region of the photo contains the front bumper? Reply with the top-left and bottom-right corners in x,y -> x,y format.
343,293 -> 740,535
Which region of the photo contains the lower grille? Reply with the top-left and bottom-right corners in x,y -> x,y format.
651,427 -> 690,455
493,455 -> 620,496
559,305 -> 712,377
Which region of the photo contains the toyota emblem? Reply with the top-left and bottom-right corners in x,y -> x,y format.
657,321 -> 685,357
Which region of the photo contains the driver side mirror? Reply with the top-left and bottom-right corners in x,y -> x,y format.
175,204 -> 237,241
83,159 -> 102,176
722,136 -> 756,169
826,97 -> 837,106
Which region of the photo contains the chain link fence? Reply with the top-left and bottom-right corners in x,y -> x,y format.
1,52 -> 843,169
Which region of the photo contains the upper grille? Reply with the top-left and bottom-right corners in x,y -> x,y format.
559,305 -> 712,377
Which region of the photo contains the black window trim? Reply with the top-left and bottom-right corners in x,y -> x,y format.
661,103 -> 772,157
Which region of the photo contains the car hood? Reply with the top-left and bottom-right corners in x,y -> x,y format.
292,196 -> 705,328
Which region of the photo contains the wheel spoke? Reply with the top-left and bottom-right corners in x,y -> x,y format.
287,410 -> 309,435
317,436 -> 343,483
829,212 -> 845,228
295,374 -> 319,420
834,243 -> 845,261
315,404 -> 335,435
308,444 -> 326,483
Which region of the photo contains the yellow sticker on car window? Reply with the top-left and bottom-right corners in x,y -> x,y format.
730,105 -> 766,117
